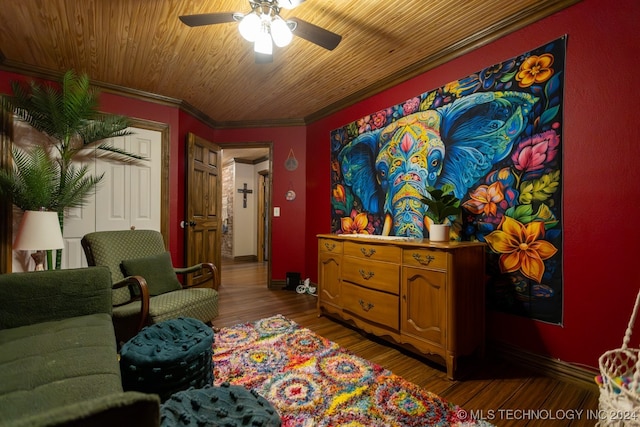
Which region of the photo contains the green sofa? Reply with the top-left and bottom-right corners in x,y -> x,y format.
0,267 -> 160,427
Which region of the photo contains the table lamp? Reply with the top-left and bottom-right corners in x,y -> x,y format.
13,210 -> 65,271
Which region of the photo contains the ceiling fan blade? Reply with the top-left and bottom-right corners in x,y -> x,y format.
289,18 -> 342,50
179,13 -> 236,27
278,0 -> 306,10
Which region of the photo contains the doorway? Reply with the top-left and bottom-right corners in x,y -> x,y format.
219,142 -> 272,287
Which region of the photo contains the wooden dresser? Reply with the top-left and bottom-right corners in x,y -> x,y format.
317,233 -> 486,379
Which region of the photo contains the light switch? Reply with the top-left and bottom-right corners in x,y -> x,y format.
274,207 -> 281,217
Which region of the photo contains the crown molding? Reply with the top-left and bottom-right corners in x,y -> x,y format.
0,57 -> 305,130
0,58 -> 220,127
304,0 -> 581,125
0,58 -> 182,107
0,0 -> 581,130
231,155 -> 269,165
214,117 -> 306,129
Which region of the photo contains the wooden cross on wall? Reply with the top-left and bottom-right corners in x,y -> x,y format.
237,183 -> 253,208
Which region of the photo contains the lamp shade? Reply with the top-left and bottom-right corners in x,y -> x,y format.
254,24 -> 273,55
239,12 -> 261,42
13,210 -> 65,251
271,16 -> 293,47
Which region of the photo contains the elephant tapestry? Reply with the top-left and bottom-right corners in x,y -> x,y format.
330,37 -> 565,324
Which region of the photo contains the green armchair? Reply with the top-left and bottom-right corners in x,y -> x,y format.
81,229 -> 219,343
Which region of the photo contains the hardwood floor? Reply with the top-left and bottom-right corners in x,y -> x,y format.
217,260 -> 600,426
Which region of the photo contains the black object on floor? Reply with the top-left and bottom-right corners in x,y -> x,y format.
285,272 -> 301,291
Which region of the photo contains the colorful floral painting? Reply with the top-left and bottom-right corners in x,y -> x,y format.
330,37 -> 565,323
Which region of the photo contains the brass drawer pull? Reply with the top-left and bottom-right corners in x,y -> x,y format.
358,269 -> 375,280
413,253 -> 435,266
358,299 -> 374,312
324,242 -> 336,251
360,248 -> 376,257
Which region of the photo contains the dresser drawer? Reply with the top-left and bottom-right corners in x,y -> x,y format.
341,258 -> 399,294
344,241 -> 402,263
318,238 -> 343,254
342,282 -> 399,330
403,248 -> 448,270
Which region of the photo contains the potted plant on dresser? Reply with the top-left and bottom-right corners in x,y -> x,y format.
421,184 -> 461,241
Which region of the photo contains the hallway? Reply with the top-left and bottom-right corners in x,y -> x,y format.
216,260 -> 316,328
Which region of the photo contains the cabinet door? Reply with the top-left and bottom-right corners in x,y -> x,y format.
319,252 -> 341,309
402,267 -> 447,346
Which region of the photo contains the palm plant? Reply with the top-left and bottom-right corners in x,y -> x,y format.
0,146 -> 60,211
0,70 -> 143,269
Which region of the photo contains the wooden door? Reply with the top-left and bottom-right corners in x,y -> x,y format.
185,133 -> 222,286
257,171 -> 269,262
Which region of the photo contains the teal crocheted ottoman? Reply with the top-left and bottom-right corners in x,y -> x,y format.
160,383 -> 281,427
120,317 -> 214,401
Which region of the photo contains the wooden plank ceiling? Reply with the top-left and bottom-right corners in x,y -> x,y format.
0,0 -> 579,127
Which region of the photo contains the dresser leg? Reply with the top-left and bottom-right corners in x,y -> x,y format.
446,352 -> 456,380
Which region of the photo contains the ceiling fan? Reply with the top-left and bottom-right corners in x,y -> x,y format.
179,0 -> 342,63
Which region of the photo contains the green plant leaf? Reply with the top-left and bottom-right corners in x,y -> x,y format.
422,185 -> 461,224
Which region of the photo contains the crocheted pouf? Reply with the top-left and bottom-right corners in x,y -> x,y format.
160,383 -> 281,427
120,317 -> 214,401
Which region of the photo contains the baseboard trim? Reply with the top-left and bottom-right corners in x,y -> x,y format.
491,341 -> 599,391
270,279 -> 286,290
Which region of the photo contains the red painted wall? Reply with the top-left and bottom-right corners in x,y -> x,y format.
213,126 -> 308,281
306,0 -> 640,369
3,0 -> 638,369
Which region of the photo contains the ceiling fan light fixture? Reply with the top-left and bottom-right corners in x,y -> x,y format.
271,16 -> 293,47
179,0 -> 342,58
254,23 -> 273,55
238,12 -> 261,42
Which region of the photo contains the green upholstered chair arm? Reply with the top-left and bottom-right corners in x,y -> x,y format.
175,262 -> 219,291
0,266 -> 112,330
113,275 -> 151,332
173,265 -> 201,275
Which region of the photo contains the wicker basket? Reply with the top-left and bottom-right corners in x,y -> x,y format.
597,290 -> 640,426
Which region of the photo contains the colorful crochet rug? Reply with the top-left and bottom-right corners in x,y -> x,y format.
213,315 -> 492,426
